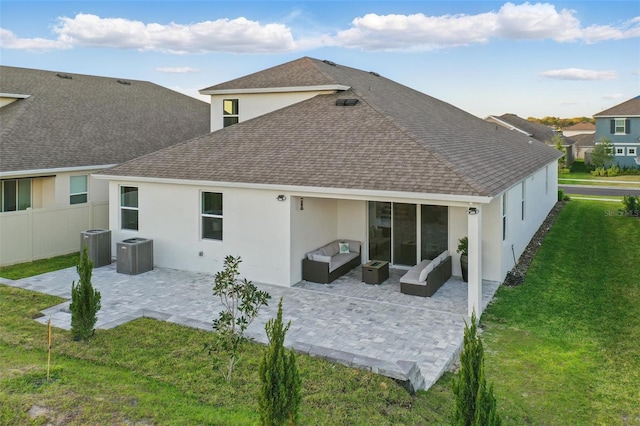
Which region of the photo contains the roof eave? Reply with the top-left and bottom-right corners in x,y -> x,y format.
1,164 -> 117,178
0,92 -> 31,99
199,85 -> 350,96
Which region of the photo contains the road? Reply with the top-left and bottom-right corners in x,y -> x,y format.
559,184 -> 640,197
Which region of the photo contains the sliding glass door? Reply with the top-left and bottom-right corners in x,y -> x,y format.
368,202 -> 448,266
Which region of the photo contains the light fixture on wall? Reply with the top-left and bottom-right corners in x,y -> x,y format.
276,194 -> 287,201
467,207 -> 479,215
300,197 -> 304,211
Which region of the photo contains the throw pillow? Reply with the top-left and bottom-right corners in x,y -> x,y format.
339,242 -> 350,253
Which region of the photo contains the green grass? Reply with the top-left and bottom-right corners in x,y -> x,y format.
0,253 -> 79,280
1,200 -> 639,424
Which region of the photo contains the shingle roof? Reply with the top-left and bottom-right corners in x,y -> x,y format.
593,96 -> 640,117
101,57 -> 562,198
563,122 -> 595,131
0,66 -> 210,173
492,114 -> 575,146
572,133 -> 596,148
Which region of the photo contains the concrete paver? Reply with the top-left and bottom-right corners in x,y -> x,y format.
2,264 -> 499,391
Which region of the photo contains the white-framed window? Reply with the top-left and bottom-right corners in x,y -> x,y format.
521,181 -> 526,221
70,175 -> 88,205
120,186 -> 139,230
223,99 -> 239,128
502,194 -> 507,241
1,178 -> 31,212
201,192 -> 223,240
627,147 -> 637,156
614,118 -> 627,134
615,147 -> 625,156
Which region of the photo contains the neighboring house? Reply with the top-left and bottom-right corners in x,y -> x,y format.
96,57 -> 562,316
562,122 -> 595,138
593,96 -> 640,168
572,134 -> 596,162
0,66 -> 210,266
486,113 -> 576,165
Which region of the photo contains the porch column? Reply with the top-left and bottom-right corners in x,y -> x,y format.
467,206 -> 483,317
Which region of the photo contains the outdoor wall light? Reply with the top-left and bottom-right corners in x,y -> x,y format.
467,207 -> 479,215
276,194 -> 287,201
300,197 -> 304,211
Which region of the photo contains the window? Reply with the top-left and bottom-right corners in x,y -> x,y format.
502,194 -> 507,241
70,175 -> 88,204
1,179 -> 31,212
612,118 -> 630,135
628,147 -> 637,156
615,147 -> 625,156
521,181 -> 526,221
120,186 -> 139,230
223,99 -> 239,127
202,192 -> 223,240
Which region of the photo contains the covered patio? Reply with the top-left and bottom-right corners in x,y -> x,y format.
3,262 -> 500,392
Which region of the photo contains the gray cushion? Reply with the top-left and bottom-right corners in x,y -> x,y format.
321,242 -> 340,257
312,254 -> 331,263
329,252 -> 358,272
418,262 -> 434,282
342,239 -> 361,253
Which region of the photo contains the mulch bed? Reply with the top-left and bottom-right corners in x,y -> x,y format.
502,201 -> 567,287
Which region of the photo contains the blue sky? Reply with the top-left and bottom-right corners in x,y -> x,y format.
1,1 -> 639,118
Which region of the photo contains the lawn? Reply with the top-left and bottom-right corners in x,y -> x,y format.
1,199 -> 639,425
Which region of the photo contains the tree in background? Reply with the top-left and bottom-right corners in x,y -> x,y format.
452,311 -> 501,426
550,133 -> 566,168
591,137 -> 615,169
259,298 -> 301,425
70,244 -> 101,340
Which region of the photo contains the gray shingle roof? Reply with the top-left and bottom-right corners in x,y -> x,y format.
572,133 -> 595,148
0,66 -> 210,173
593,96 -> 640,117
101,57 -> 562,198
492,114 -> 575,146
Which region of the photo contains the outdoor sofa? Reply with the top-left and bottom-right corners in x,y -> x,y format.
400,250 -> 452,297
302,240 -> 361,284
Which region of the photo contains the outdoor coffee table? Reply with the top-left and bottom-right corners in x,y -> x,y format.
362,260 -> 389,284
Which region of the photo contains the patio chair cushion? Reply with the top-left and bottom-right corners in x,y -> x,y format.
320,242 -> 340,257
329,252 -> 359,272
419,262 -> 434,282
312,254 -> 331,263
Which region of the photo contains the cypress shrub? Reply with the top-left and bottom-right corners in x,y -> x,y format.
70,245 -> 101,340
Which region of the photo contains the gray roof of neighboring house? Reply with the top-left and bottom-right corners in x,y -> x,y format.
101,57 -> 562,198
0,66 -> 210,173
594,96 -> 640,117
572,133 -> 596,148
563,122 -> 595,132
490,113 -> 575,146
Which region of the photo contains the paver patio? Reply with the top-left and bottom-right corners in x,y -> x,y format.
1,264 -> 500,391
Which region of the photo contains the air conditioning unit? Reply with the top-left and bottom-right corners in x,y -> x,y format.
80,229 -> 112,267
117,238 -> 153,275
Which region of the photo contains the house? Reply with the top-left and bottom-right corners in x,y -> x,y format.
572,134 -> 596,162
0,66 -> 210,266
486,113 -> 575,165
95,57 -> 562,316
593,96 -> 640,168
562,122 -> 595,138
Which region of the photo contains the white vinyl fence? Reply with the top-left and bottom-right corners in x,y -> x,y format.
0,202 -> 108,267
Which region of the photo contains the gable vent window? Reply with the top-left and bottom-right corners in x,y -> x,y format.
223,99 -> 239,127
335,99 -> 359,106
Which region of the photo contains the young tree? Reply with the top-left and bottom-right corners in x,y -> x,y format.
591,137 -> 614,169
259,298 -> 301,426
210,255 -> 270,381
550,133 -> 566,168
70,244 -> 101,340
452,310 -> 501,426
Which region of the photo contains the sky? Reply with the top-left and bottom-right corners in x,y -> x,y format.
1,1 -> 639,119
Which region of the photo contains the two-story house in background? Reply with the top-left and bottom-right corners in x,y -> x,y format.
593,96 -> 640,168
0,66 -> 210,266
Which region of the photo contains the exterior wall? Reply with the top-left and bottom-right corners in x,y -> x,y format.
108,181 -> 292,286
337,199 -> 367,255
595,117 -> 640,168
563,130 -> 595,137
208,90 -> 335,132
0,202 -> 108,266
499,162 -> 558,281
289,196 -> 339,284
53,171 -> 109,206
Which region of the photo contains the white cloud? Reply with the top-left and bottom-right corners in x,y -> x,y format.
333,2 -> 640,51
156,67 -> 200,73
603,93 -> 628,100
1,13 -> 296,54
539,68 -> 617,81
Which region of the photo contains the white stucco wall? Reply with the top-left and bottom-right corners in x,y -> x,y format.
53,171 -> 109,207
208,91 -> 335,132
108,181 -> 293,286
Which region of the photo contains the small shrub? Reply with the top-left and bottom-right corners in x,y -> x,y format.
606,166 -> 620,177
622,195 -> 639,215
557,189 -> 565,201
559,167 -> 571,175
209,255 -> 270,381
69,245 -> 101,341
259,298 -> 301,426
